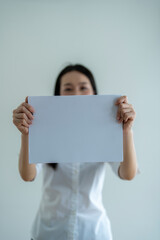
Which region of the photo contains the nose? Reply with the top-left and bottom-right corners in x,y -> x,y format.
72,90 -> 81,95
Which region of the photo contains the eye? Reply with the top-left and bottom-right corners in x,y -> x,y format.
64,88 -> 72,91
81,87 -> 88,90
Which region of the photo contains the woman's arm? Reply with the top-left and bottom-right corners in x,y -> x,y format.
19,134 -> 36,181
13,96 -> 36,181
115,96 -> 138,180
118,129 -> 137,180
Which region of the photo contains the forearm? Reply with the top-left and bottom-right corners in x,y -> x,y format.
19,134 -> 36,181
119,129 -> 138,180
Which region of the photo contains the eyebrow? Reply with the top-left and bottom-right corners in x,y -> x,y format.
63,82 -> 88,86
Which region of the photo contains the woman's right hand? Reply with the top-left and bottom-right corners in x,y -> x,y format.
12,96 -> 35,135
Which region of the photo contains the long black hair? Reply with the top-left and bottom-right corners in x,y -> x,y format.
48,64 -> 98,170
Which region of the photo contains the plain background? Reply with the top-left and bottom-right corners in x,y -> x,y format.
0,0 -> 160,239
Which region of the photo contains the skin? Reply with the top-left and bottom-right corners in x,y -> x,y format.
60,71 -> 94,96
13,70 -> 138,181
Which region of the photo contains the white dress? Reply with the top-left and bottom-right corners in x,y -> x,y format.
30,162 -> 122,240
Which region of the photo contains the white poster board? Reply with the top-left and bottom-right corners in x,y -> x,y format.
28,95 -> 123,164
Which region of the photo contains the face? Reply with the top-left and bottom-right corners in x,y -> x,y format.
60,71 -> 94,96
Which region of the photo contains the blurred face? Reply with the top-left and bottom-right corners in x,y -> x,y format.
60,71 -> 94,96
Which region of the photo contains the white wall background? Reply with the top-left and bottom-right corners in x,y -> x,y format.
0,0 -> 160,239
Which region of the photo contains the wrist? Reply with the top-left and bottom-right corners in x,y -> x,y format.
123,128 -> 133,135
21,133 -> 28,139
21,134 -> 29,146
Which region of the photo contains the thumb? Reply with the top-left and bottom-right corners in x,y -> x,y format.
25,96 -> 28,103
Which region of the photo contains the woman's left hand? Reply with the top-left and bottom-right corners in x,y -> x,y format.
115,95 -> 136,132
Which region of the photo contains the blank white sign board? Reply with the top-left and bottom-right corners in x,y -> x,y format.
28,95 -> 123,164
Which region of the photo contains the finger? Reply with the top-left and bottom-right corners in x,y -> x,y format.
119,103 -> 133,110
14,113 -> 32,124
22,102 -> 35,114
117,109 -> 121,120
116,102 -> 133,120
123,111 -> 135,123
16,105 -> 34,120
19,125 -> 29,135
117,109 -> 135,123
119,108 -> 133,118
25,96 -> 28,103
116,106 -> 121,120
15,101 -> 35,115
14,118 -> 30,128
25,96 -> 35,115
115,95 -> 128,105
117,117 -> 123,123
117,108 -> 132,120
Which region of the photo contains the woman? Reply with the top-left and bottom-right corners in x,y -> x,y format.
12,64 -> 138,240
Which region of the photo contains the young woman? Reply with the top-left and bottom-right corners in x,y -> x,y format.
12,64 -> 138,240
